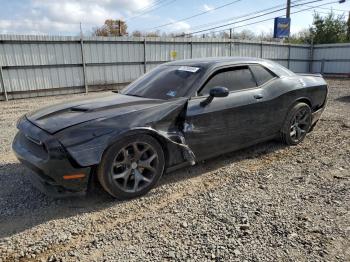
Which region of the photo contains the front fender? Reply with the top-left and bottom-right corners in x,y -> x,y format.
64,127 -> 195,168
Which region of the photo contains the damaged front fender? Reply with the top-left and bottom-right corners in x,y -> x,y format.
56,97 -> 196,171
64,127 -> 196,171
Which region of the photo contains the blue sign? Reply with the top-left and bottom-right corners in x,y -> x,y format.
273,17 -> 291,38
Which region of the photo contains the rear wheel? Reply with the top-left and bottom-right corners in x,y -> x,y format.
97,134 -> 164,199
281,102 -> 312,145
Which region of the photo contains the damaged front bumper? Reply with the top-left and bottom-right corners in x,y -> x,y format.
12,118 -> 92,197
311,107 -> 324,126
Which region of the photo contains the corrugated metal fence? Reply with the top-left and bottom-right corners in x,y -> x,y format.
0,34 -> 348,100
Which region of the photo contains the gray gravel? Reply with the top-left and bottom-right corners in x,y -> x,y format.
0,79 -> 349,262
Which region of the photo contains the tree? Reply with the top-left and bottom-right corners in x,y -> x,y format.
287,29 -> 312,44
259,29 -> 275,42
310,11 -> 347,44
93,19 -> 128,37
132,30 -> 142,37
219,31 -> 230,39
145,31 -> 160,37
231,29 -> 255,40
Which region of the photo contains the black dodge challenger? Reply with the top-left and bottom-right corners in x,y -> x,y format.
13,57 -> 328,199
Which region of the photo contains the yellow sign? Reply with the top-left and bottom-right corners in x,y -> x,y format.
170,50 -> 177,60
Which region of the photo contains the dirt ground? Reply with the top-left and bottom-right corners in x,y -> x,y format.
0,79 -> 349,262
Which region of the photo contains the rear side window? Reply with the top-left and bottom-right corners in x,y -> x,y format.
199,66 -> 257,95
249,65 -> 275,86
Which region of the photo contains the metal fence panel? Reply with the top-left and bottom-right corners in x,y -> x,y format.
313,44 -> 350,60
0,42 -> 81,66
263,45 -> 289,60
3,67 -> 84,92
84,42 -> 144,63
86,64 -> 143,85
289,61 -> 309,73
192,43 -> 226,58
233,42 -> 261,57
323,61 -> 350,74
312,44 -> 350,74
290,46 -> 309,60
146,42 -> 191,61
0,34 -> 349,100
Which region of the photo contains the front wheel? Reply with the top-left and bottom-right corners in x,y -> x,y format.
281,102 -> 312,145
97,134 -> 165,199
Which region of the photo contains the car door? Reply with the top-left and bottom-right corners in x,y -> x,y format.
183,65 -> 272,161
248,64 -> 280,137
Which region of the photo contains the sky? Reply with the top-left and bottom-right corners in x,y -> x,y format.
0,0 -> 349,36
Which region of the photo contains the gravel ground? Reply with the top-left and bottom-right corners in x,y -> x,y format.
0,79 -> 349,262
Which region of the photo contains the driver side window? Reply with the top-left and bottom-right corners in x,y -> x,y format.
199,66 -> 257,96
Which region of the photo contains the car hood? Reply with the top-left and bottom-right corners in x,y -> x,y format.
26,93 -> 173,134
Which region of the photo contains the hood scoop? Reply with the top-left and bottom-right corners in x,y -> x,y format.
69,100 -> 162,113
70,106 -> 90,112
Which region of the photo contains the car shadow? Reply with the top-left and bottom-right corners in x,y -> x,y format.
0,140 -> 286,238
336,95 -> 350,103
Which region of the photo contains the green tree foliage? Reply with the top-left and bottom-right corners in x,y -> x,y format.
287,11 -> 349,44
93,20 -> 128,37
311,12 -> 347,44
287,29 -> 312,44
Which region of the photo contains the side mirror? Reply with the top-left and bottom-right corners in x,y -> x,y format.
209,86 -> 229,98
200,86 -> 229,107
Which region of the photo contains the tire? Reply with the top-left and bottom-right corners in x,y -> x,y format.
281,102 -> 312,145
97,134 -> 165,200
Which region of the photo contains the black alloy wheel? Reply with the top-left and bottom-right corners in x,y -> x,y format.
281,102 -> 312,145
97,134 -> 165,199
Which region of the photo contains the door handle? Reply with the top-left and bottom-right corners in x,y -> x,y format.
254,94 -> 264,100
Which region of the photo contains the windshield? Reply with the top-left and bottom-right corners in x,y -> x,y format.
121,65 -> 203,99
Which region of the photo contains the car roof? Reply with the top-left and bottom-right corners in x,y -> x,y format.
164,57 -> 294,77
165,57 -> 266,69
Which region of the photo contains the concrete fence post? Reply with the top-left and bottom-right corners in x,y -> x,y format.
80,37 -> 88,94
260,41 -> 263,58
0,65 -> 8,101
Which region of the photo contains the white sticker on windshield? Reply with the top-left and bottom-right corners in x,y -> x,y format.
177,66 -> 200,73
166,90 -> 177,97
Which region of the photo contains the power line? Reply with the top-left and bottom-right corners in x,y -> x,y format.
304,4 -> 349,11
287,0 -> 292,18
181,0 -> 327,36
126,0 -> 177,21
186,0 -> 306,32
193,0 -> 343,36
132,0 -> 168,13
146,0 -> 243,30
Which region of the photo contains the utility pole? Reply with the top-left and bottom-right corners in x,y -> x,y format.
118,20 -> 121,36
285,0 -> 291,42
286,0 -> 291,18
230,28 -> 233,39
